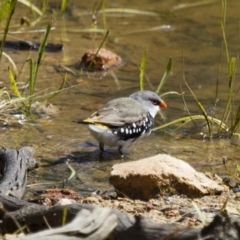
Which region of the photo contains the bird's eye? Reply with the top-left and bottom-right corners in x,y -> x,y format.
150,98 -> 159,105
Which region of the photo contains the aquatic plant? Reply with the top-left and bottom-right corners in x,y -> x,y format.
0,0 -> 67,122
139,50 -> 148,91
0,0 -> 17,60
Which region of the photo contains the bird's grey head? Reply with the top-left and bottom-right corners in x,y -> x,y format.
129,90 -> 167,118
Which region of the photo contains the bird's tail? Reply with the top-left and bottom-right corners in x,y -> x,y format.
76,116 -> 101,125
74,120 -> 89,125
74,119 -> 111,129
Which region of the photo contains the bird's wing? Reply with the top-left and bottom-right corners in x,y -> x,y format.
83,98 -> 148,127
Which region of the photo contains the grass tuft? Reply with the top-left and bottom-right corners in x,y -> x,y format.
184,80 -> 213,137
61,0 -> 68,15
223,158 -> 240,183
25,23 -> 52,113
0,0 -> 17,60
156,58 -> 172,94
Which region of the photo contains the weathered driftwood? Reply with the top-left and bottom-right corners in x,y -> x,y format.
2,201 -> 240,240
0,146 -> 240,240
0,193 -> 38,212
17,207 -> 118,240
6,206 -> 240,240
0,146 -> 38,199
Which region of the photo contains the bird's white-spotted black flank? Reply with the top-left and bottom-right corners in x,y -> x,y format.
112,113 -> 153,141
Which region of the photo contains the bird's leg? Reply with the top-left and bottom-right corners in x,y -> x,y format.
98,142 -> 105,159
99,142 -> 104,152
118,146 -> 124,158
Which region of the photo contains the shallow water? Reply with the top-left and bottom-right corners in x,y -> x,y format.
0,0 -> 240,194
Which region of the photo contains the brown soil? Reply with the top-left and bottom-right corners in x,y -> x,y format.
33,187 -> 240,228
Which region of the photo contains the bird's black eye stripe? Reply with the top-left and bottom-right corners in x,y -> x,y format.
149,98 -> 159,105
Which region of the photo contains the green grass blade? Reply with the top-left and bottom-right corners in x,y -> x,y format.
160,91 -> 182,98
23,58 -> 34,111
66,28 -> 107,34
156,58 -> 172,94
184,80 -> 212,137
101,0 -> 107,29
94,29 -> 109,52
17,0 -> 43,16
8,67 -> 21,98
40,0 -> 47,12
237,164 -> 240,174
0,0 -> 17,60
223,159 -> 240,183
2,51 -> 18,75
28,58 -> 34,96
218,57 -> 236,132
78,8 -> 159,17
67,163 -> 76,181
228,57 -> 236,128
172,0 -> 217,11
214,49 -> 221,119
231,104 -> 240,133
220,197 -> 229,212
61,0 -> 68,15
62,206 -> 68,226
221,0 -> 229,63
139,50 -> 148,91
46,73 -> 67,102
153,115 -> 228,132
87,30 -> 109,70
0,0 -> 11,22
30,23 -> 52,96
119,25 -> 172,36
228,57 -> 236,86
192,201 -> 206,226
34,23 -> 52,80
90,1 -> 102,34
27,23 -> 52,111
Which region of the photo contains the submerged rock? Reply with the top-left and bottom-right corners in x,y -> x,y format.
31,102 -> 59,118
110,154 -> 226,200
75,48 -> 122,71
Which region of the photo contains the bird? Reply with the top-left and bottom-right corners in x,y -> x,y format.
79,90 -> 167,156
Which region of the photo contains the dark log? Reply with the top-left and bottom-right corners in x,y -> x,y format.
200,213 -> 240,240
2,40 -> 63,52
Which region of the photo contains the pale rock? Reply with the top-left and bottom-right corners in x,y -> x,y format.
110,154 -> 226,200
55,198 -> 76,206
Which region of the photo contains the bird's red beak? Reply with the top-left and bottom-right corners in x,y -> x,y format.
160,100 -> 167,108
